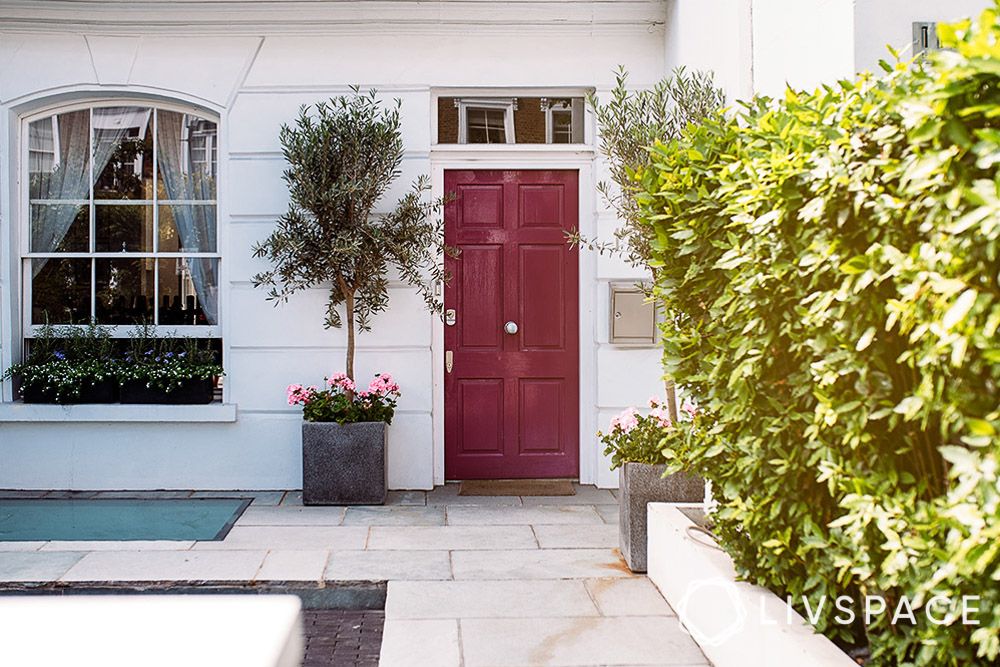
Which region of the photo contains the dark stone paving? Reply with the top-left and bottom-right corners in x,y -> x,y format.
301,609 -> 384,667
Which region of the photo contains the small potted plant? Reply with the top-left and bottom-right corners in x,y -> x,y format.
599,396 -> 704,573
288,372 -> 400,505
2,322 -> 118,404
118,326 -> 223,404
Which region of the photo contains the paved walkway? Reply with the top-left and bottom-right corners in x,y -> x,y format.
0,485 -> 709,666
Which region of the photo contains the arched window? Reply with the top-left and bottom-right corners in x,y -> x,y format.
22,102 -> 220,334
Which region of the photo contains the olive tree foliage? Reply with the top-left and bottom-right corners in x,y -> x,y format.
252,89 -> 451,380
571,67 -> 724,417
572,66 -> 725,267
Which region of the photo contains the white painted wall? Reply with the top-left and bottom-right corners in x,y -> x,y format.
750,0 -> 855,98
853,0 -> 991,75
663,0 -> 754,103
0,2 -> 668,490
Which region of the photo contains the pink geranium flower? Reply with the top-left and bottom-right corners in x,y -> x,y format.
327,372 -> 356,392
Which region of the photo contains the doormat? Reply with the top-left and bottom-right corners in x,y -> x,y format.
0,498 -> 250,541
458,480 -> 576,496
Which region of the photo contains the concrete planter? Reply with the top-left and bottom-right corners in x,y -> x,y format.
648,504 -> 856,667
619,462 -> 704,573
302,421 -> 387,506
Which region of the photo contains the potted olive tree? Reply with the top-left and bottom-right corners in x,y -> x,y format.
599,398 -> 704,573
252,88 -> 450,505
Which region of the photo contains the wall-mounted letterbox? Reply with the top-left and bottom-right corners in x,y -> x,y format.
609,283 -> 657,346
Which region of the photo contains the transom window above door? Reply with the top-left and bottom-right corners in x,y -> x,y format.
22,103 -> 220,334
438,96 -> 585,145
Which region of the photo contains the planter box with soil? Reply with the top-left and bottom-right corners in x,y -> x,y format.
119,378 -> 216,405
21,379 -> 118,405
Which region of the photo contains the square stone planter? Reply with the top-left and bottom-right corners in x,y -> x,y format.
302,421 -> 387,506
619,462 -> 704,573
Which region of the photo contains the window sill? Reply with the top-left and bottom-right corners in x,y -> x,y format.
0,403 -> 238,423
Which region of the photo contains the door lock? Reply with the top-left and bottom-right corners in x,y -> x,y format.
445,309 -> 457,326
445,350 -> 453,374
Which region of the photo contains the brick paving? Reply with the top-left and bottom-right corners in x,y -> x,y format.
301,609 -> 384,667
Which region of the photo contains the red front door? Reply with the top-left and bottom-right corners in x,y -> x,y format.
444,170 -> 580,479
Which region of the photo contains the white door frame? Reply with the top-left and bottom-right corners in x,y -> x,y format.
429,146 -> 599,485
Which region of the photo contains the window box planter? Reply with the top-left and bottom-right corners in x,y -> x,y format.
619,462 -> 704,573
302,421 -> 387,506
119,378 -> 216,405
21,378 -> 118,405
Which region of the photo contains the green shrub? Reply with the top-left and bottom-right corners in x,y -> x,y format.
641,5 -> 1000,664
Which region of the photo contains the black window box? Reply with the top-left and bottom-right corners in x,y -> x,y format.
119,378 -> 216,405
21,379 -> 119,405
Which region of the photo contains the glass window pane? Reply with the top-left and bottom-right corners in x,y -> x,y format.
28,110 -> 91,201
158,204 -> 217,253
95,258 -> 154,324
466,108 -> 507,144
157,110 -> 217,201
157,258 -> 219,326
30,203 -> 88,253
93,107 -> 153,200
551,109 -> 573,144
31,258 -> 91,324
95,204 -> 153,253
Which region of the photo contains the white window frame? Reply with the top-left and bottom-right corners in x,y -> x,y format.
543,98 -> 583,145
456,98 -> 517,144
17,99 -> 222,341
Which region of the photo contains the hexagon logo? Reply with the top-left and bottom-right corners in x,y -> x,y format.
675,576 -> 747,647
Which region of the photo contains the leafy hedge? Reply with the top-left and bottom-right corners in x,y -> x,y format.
641,6 -> 1000,665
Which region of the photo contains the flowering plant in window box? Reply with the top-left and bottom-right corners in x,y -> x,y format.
117,326 -> 223,404
599,396 -> 704,572
287,372 -> 401,505
1,322 -> 119,404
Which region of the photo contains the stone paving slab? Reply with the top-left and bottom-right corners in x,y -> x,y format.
446,505 -> 605,526
532,524 -> 619,549
595,504 -> 620,525
451,548 -> 633,580
367,525 -> 537,551
385,491 -> 427,506
425,484 -> 523,507
190,491 -> 286,506
191,526 -> 368,551
40,540 -> 195,552
342,506 -> 445,526
325,550 -> 453,582
379,618 -> 460,666
96,491 -> 194,499
236,506 -> 347,526
0,551 -> 84,581
385,580 -> 600,619
257,550 -> 330,581
0,542 -> 46,552
519,486 -> 618,506
459,616 -> 709,666
59,550 -> 266,582
584,577 -> 676,617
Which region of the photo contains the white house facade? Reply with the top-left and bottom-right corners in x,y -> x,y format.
0,0 -> 989,492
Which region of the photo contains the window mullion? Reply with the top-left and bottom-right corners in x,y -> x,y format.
89,107 -> 96,321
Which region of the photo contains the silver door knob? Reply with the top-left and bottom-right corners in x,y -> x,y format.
504,321 -> 518,335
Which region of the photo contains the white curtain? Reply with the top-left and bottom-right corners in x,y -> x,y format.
156,110 -> 219,325
30,108 -> 140,277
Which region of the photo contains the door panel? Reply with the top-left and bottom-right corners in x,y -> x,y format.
444,170 -> 579,480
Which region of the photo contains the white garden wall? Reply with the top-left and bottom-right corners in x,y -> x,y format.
0,1 -> 668,490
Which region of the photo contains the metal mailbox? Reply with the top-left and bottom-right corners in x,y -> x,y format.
609,283 -> 657,345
